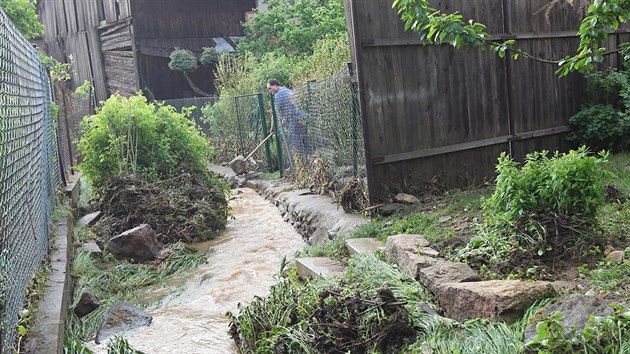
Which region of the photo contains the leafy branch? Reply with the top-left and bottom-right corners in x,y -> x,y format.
392,0 -> 630,76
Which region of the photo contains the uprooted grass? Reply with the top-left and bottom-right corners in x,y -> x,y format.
228,253 -> 435,353
65,241 -> 206,342
93,173 -> 229,244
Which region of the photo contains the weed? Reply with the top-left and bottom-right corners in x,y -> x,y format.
106,336 -> 143,353
65,243 -> 206,344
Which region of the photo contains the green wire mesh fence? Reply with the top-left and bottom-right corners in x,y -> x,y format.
271,65 -> 365,180
0,7 -> 61,352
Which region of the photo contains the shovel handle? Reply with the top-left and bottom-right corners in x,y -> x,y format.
245,132 -> 274,161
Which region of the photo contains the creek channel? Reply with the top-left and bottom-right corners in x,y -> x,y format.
89,187 -> 305,353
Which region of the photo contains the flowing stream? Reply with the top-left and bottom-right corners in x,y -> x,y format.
89,187 -> 305,353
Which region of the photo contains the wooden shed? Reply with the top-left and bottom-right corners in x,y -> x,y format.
38,0 -> 257,102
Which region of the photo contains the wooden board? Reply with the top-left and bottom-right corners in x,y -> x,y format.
346,0 -> 630,202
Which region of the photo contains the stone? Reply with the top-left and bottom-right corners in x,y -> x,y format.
551,280 -> 579,293
73,292 -> 101,318
229,155 -> 248,175
80,242 -> 102,256
385,234 -> 431,261
417,259 -> 480,293
395,193 -> 420,204
438,215 -> 452,223
95,301 -> 152,344
345,238 -> 385,256
107,224 -> 161,263
296,257 -> 346,279
78,211 -> 102,227
379,203 -> 405,216
606,250 -> 624,262
524,294 -> 615,342
438,280 -> 557,322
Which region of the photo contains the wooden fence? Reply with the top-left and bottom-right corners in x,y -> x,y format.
346,0 -> 629,203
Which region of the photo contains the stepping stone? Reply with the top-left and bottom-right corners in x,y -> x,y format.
96,301 -> 152,344
438,280 -> 557,323
80,242 -> 102,256
296,257 -> 346,279
345,238 -> 385,256
78,211 -> 101,227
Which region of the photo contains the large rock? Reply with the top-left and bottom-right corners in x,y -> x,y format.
385,234 -> 431,261
73,292 -> 101,318
395,193 -> 420,204
229,155 -> 248,175
385,234 -> 479,292
417,260 -> 481,293
108,224 -> 161,263
96,301 -> 152,344
524,294 -> 616,341
438,280 -> 557,322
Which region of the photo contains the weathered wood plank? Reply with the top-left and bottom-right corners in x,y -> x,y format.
347,0 -> 612,202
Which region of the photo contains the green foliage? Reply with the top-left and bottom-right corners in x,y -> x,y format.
106,336 -> 143,354
393,0 -> 630,77
168,48 -> 198,73
292,35 -> 351,85
228,253 -> 434,353
199,47 -> 219,66
74,80 -> 93,99
40,53 -> 71,83
585,252 -> 630,296
459,148 -> 609,276
77,93 -> 210,188
485,147 -> 608,221
0,0 -> 44,39
568,105 -> 630,151
568,68 -> 630,152
67,244 -> 206,342
64,334 -> 94,354
524,305 -> 630,354
238,0 -> 347,57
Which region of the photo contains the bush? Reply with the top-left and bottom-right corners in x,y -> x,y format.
168,48 -> 198,73
78,93 -> 211,188
567,105 -> 630,151
569,68 -> 630,151
199,47 -> 219,66
459,147 -> 609,276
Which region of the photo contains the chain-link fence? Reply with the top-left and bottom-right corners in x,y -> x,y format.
272,65 -> 365,180
161,96 -> 219,136
0,8 -> 61,352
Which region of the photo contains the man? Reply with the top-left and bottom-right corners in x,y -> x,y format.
267,79 -> 313,169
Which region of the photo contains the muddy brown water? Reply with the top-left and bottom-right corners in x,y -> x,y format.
88,187 -> 305,353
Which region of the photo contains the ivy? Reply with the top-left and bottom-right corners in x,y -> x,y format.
393,0 -> 630,76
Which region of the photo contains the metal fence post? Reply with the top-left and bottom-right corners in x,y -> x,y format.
348,62 -> 359,177
257,93 -> 273,172
270,94 -> 283,176
234,96 -> 244,154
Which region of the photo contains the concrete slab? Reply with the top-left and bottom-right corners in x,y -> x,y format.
296,257 -> 346,279
32,213 -> 74,354
78,211 -> 101,227
345,238 -> 385,256
64,172 -> 81,207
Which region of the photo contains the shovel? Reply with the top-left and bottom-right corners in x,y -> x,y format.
229,132 -> 274,175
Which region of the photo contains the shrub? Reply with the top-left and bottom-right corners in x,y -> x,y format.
168,48 -> 198,73
567,105 -> 630,151
459,147 -> 609,276
199,47 -> 219,66
77,93 -> 210,188
569,68 -> 630,151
